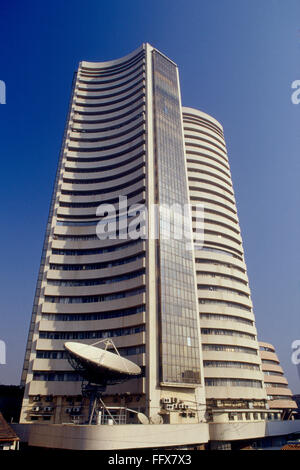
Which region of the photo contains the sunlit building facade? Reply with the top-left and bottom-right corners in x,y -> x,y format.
20,44 -> 267,429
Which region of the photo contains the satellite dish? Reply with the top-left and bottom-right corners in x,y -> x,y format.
64,341 -> 141,386
137,413 -> 150,425
150,414 -> 163,425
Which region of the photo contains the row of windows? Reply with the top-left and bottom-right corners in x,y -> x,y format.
39,324 -> 145,340
194,245 -> 243,262
73,94 -> 145,117
184,125 -> 226,150
189,175 -> 234,200
45,287 -> 145,304
185,141 -> 228,166
56,221 -> 146,237
205,378 -> 262,388
195,258 -> 245,275
33,363 -> 145,381
203,231 -> 242,252
41,305 -> 145,322
52,234 -> 97,241
200,216 -> 240,236
194,214 -> 239,238
187,150 -> 230,178
64,151 -> 144,175
78,61 -> 143,85
199,299 -> 251,312
267,395 -> 292,400
70,112 -> 144,134
203,361 -> 260,370
202,344 -> 257,355
77,69 -> 143,93
36,344 -> 145,359
49,252 -> 145,270
79,52 -> 144,77
265,382 -> 288,389
197,271 -> 247,286
61,173 -> 145,196
183,115 -> 224,138
198,285 -> 249,299
75,86 -> 145,110
201,328 -> 255,340
192,205 -> 238,228
263,371 -> 283,376
51,239 -> 142,256
66,139 -> 145,164
80,55 -> 144,77
56,220 -> 98,226
261,359 -> 279,365
200,313 -> 253,326
33,372 -> 81,382
47,269 -> 145,287
189,167 -> 232,196
190,194 -> 237,217
72,103 -> 144,128
185,133 -> 227,161
62,161 -> 144,185
76,77 -> 144,102
68,129 -> 145,153
187,156 -> 231,182
260,346 -> 274,352
58,187 -> 145,209
189,185 -> 235,211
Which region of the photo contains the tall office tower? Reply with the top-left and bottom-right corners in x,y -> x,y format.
183,108 -> 267,417
20,44 -> 266,427
259,342 -> 297,419
20,44 -> 205,425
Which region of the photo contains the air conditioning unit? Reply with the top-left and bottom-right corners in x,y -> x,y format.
161,398 -> 171,404
44,407 -> 53,412
65,408 -> 72,413
178,403 -> 185,409
32,406 -> 40,412
72,407 -> 81,413
166,404 -> 174,411
170,397 -> 177,404
33,395 -> 41,402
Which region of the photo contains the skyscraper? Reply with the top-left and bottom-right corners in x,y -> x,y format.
20,43 -> 266,429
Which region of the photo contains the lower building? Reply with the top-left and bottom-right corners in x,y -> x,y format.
259,341 -> 297,419
0,413 -> 19,450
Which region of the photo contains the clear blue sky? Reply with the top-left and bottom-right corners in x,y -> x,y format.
0,0 -> 300,392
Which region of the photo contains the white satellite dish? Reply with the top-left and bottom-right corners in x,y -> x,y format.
150,414 -> 163,425
64,341 -> 141,385
137,413 -> 150,425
